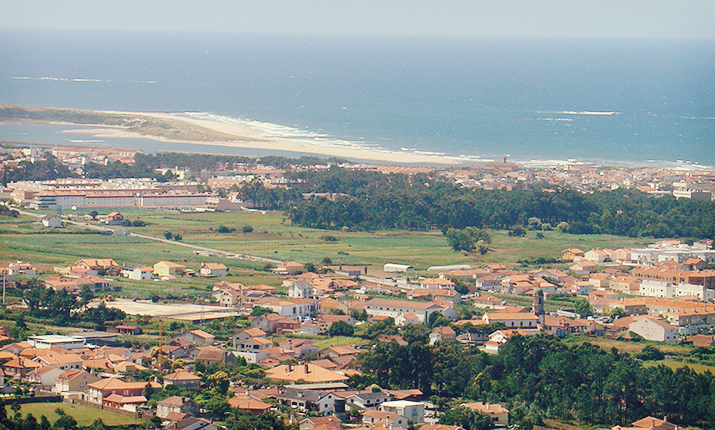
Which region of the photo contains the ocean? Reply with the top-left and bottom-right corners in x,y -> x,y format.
1,29 -> 714,167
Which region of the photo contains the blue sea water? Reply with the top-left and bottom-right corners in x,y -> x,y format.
0,29 -> 714,167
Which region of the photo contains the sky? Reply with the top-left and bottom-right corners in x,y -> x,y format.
1,0 -> 714,39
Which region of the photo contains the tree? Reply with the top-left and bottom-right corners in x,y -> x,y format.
163,231 -> 173,240
89,210 -> 99,220
328,321 -> 354,337
440,406 -> 492,430
574,298 -> 594,317
428,311 -> 450,328
610,308 -> 628,319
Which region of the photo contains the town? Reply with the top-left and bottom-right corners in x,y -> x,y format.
0,144 -> 714,430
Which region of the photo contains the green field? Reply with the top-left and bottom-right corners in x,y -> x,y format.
562,335 -> 694,355
0,208 -> 654,301
6,403 -> 144,427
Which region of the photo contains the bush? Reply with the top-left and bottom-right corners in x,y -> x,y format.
132,220 -> 146,227
320,235 -> 338,242
242,225 -> 254,233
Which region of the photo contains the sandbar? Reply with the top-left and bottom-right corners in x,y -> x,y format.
61,110 -> 465,165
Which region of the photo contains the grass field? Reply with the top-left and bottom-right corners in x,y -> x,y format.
643,359 -> 715,374
1,208 -> 656,300
562,335 -> 693,355
6,403 -> 144,427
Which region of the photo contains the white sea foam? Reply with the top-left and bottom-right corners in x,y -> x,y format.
10,76 -> 155,84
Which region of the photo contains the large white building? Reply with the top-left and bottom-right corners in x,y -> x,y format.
639,280 -> 715,301
628,317 -> 679,343
365,298 -> 457,324
28,335 -> 86,350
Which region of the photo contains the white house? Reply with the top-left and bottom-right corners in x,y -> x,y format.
628,317 -> 679,343
380,400 -> 425,425
365,298 -> 457,325
121,264 -> 154,281
41,215 -> 63,228
200,263 -> 228,277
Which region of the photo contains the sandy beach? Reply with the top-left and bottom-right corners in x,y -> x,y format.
61,110 -> 465,165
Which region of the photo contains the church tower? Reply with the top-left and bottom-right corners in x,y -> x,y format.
533,288 -> 545,328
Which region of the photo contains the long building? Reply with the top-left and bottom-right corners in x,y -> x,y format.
31,190 -> 214,209
631,266 -> 715,289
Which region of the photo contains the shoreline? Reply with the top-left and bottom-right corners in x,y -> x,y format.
1,105 -> 713,170
57,110 -> 467,165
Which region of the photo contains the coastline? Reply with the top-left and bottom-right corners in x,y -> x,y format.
57,110 -> 466,165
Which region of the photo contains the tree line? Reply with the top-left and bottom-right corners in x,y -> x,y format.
356,333 -> 715,429
274,167 -> 715,239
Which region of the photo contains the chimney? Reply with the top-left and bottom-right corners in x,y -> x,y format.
287,363 -> 292,372
305,363 -> 310,374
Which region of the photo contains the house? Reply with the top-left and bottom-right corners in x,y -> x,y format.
255,298 -> 321,320
365,298 -> 457,324
275,261 -> 305,275
299,416 -> 343,430
26,366 -> 64,388
2,357 -> 42,379
277,387 -> 337,414
363,409 -> 408,429
473,295 -> 504,308
345,390 -> 392,411
102,393 -> 148,412
193,346 -> 233,364
562,248 -> 584,261
36,353 -> 83,371
163,370 -> 201,390
251,313 -> 284,333
380,400 -> 425,425
234,336 -> 273,361
569,260 -> 597,275
482,312 -> 539,329
610,276 -> 641,294
485,329 -> 539,354
265,363 -> 349,384
121,264 -> 154,280
288,280 -> 315,299
317,314 -> 355,331
174,330 -> 214,345
463,402 -> 509,427
589,273 -> 612,290
157,396 -> 200,419
278,339 -> 319,357
54,369 -> 101,395
420,278 -> 456,290
321,345 -> 360,359
154,261 -> 187,277
429,326 -> 456,345
106,212 -> 124,225
232,327 -> 268,348
86,377 -> 161,404
113,325 -> 143,335
628,317 -> 679,343
227,394 -> 272,415
685,334 -> 715,347
394,313 -> 420,327
41,215 -> 63,228
75,259 -> 121,276
200,263 -> 228,277
7,261 -> 37,276
585,249 -> 610,263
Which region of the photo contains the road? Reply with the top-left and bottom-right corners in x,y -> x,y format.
7,205 -> 282,264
